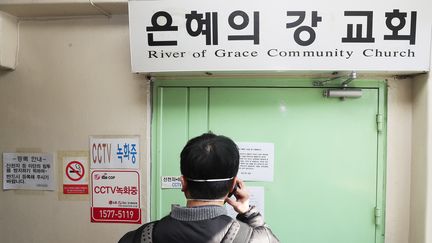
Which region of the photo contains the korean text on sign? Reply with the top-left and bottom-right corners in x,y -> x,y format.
3,153 -> 55,191
146,9 -> 416,47
90,136 -> 140,169
129,0 -> 430,72
91,170 -> 141,224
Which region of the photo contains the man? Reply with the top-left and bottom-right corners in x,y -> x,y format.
119,133 -> 279,243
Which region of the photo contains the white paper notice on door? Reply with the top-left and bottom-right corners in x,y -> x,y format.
226,186 -> 265,219
236,142 -> 274,182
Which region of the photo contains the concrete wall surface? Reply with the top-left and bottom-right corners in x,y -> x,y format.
0,15 -> 149,243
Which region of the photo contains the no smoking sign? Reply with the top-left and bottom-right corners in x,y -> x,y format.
66,161 -> 85,181
63,157 -> 89,194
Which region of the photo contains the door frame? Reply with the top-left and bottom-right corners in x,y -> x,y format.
150,77 -> 387,243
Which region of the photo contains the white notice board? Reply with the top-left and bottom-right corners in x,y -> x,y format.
237,142 -> 274,182
129,0 -> 431,72
3,153 -> 55,191
91,170 -> 141,224
90,136 -> 140,169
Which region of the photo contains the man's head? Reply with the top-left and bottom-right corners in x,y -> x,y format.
180,133 -> 239,200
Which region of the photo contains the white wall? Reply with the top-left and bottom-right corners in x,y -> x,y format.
386,77 -> 413,243
427,69 -> 432,243
409,40 -> 431,243
410,74 -> 428,243
0,15 -> 149,243
0,11 -> 17,69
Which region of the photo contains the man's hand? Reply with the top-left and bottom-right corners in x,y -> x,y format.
225,179 -> 250,214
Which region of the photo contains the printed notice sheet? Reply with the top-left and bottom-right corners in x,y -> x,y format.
237,142 -> 274,181
226,186 -> 265,219
3,153 -> 55,190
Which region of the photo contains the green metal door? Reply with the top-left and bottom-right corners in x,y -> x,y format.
152,80 -> 386,243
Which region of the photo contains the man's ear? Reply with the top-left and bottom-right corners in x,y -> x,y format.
180,176 -> 187,192
230,176 -> 238,191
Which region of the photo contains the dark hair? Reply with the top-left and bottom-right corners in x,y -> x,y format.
180,133 -> 239,199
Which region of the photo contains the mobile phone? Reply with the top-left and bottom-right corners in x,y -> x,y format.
228,183 -> 240,198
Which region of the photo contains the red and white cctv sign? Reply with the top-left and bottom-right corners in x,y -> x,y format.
91,170 -> 141,224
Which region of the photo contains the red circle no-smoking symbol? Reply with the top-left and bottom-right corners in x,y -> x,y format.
66,161 -> 85,181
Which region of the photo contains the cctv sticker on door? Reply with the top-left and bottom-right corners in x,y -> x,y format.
91,170 -> 141,224
161,176 -> 182,189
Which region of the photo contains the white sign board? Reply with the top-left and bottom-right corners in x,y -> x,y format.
129,0 -> 431,73
161,176 -> 182,189
91,170 -> 141,224
237,142 -> 274,181
90,136 -> 139,169
3,153 -> 55,190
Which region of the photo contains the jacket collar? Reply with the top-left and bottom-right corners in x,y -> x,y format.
170,205 -> 228,221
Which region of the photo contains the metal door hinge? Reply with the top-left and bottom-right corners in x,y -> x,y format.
374,207 -> 382,225
376,114 -> 383,133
